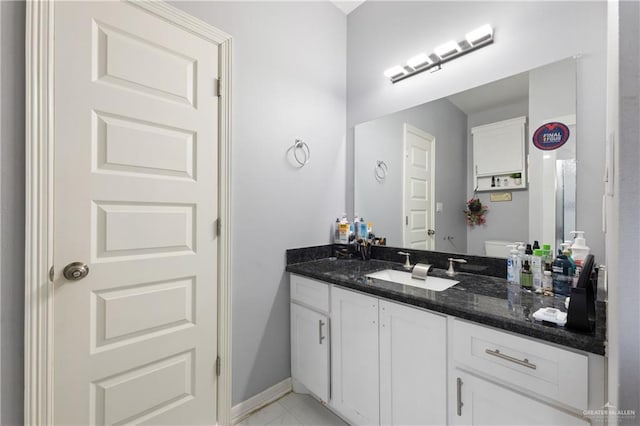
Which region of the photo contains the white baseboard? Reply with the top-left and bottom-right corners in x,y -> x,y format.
231,377 -> 292,424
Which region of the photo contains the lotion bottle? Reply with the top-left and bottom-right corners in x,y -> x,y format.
531,249 -> 543,292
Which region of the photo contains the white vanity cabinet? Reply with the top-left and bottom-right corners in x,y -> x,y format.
330,286 -> 380,425
331,286 -> 447,426
290,275 -> 330,403
450,319 -> 593,426
379,300 -> 447,426
289,273 -> 604,426
472,116 -> 527,191
451,370 -> 588,426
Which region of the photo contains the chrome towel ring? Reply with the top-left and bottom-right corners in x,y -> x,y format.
288,139 -> 311,167
374,160 -> 388,181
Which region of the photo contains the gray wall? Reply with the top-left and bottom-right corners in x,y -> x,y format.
0,1 -> 25,425
170,1 -> 347,405
465,99 -> 530,256
617,0 -> 640,420
354,98 -> 468,252
346,1 -> 607,261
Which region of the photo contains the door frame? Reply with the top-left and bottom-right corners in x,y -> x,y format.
24,1 -> 233,425
402,123 -> 436,249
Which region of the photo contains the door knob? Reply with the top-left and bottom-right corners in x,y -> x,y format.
427,229 -> 436,236
63,262 -> 90,281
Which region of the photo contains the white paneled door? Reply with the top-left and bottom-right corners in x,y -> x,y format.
53,2 -> 220,424
403,124 -> 435,250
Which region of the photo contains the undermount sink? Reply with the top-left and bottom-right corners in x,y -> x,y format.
366,269 -> 459,292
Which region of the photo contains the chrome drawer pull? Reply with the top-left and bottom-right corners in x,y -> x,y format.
485,348 -> 537,370
318,320 -> 326,344
456,377 -> 463,416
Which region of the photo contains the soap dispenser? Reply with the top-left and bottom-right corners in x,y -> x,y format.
570,231 -> 590,268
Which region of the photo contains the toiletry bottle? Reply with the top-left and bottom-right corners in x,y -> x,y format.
359,218 -> 368,240
561,242 -> 576,272
531,249 -> 543,292
353,216 -> 361,239
570,231 -> 590,268
542,244 -> 553,272
338,215 -> 350,244
333,218 -> 340,243
520,260 -> 533,289
506,245 -> 519,284
552,250 -> 573,295
532,240 -> 540,251
543,270 -> 553,293
367,222 -> 373,237
516,242 -> 526,284
524,243 -> 533,265
491,176 -> 496,187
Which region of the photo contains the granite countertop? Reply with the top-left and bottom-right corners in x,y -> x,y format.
286,257 -> 606,355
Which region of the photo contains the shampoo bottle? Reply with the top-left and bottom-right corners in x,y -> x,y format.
359,218 -> 368,240
531,249 -> 543,292
552,250 -> 573,296
507,245 -> 521,285
333,218 -> 340,243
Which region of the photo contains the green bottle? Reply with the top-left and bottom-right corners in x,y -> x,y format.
520,260 -> 533,289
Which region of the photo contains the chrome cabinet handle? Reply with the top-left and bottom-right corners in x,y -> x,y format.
485,348 -> 537,370
456,377 -> 463,416
318,320 -> 325,344
62,262 -> 90,281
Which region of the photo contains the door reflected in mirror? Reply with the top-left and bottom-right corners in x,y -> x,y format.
354,58 -> 577,257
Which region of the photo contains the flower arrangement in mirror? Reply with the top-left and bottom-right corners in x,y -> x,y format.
465,197 -> 488,226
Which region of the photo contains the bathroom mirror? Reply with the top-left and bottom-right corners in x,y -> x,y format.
354,58 -> 577,257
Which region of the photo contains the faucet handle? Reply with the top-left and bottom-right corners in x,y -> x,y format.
447,258 -> 467,276
398,251 -> 412,269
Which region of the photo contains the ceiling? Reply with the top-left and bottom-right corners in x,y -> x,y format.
331,0 -> 366,15
447,71 -> 529,115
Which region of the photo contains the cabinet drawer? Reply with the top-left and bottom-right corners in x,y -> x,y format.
290,274 -> 329,312
452,319 -> 588,411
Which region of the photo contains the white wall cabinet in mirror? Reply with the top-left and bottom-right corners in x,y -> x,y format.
472,116 -> 527,191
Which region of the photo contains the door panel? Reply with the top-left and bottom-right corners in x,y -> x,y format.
403,124 -> 435,249
53,2 -> 219,424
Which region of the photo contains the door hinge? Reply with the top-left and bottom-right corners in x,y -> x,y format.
216,356 -> 221,377
214,218 -> 221,237
49,266 -> 54,282
213,78 -> 221,97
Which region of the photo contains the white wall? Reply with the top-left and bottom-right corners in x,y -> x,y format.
0,1 -> 25,424
170,1 -> 347,405
354,98 -> 468,251
347,1 -> 607,260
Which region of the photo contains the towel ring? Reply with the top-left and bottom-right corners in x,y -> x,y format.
374,160 -> 388,182
289,139 -> 310,167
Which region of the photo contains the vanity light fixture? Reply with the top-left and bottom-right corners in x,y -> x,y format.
383,65 -> 408,79
384,24 -> 494,83
406,53 -> 432,69
434,40 -> 461,59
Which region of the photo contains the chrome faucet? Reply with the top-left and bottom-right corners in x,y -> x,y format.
446,258 -> 467,276
398,251 -> 412,270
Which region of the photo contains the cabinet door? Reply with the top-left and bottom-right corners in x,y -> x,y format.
331,287 -> 379,426
472,117 -> 525,176
291,303 -> 330,403
451,370 -> 588,426
379,301 -> 447,426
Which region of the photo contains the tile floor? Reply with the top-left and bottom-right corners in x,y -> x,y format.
236,392 -> 348,426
